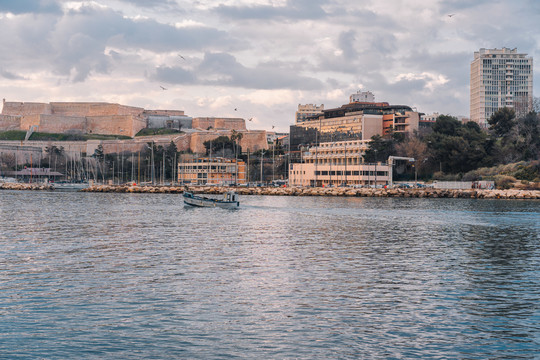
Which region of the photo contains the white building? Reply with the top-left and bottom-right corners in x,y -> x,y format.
350,90 -> 375,103
470,48 -> 533,127
289,139 -> 390,187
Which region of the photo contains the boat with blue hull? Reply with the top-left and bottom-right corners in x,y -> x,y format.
183,191 -> 240,208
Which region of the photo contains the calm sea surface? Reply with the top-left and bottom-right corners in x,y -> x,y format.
0,190 -> 539,359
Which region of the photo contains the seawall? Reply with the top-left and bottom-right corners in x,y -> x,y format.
78,185 -> 540,199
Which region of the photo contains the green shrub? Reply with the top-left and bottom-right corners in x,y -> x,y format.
493,175 -> 516,189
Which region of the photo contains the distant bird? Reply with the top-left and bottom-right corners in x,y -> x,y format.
160,85 -> 167,90
178,54 -> 186,60
248,117 -> 253,122
234,108 -> 237,111
448,14 -> 455,17
272,125 -> 275,129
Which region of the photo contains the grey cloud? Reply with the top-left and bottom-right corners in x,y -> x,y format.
338,30 -> 357,59
0,0 -> 61,14
317,31 -> 397,74
113,0 -> 177,8
153,52 -> 324,90
214,0 -> 327,20
2,4 -> 240,82
199,52 -> 323,89
152,65 -> 197,84
402,50 -> 471,87
1,69 -> 26,80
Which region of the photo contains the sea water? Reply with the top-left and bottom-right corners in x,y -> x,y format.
1,191 -> 539,359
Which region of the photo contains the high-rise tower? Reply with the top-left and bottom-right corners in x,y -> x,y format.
470,48 -> 533,127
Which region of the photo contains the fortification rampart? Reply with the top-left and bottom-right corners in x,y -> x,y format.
0,115 -> 22,130
20,115 -> 42,131
192,117 -> 246,131
49,102 -> 144,117
38,115 -> 87,134
1,101 -> 52,116
144,109 -> 185,116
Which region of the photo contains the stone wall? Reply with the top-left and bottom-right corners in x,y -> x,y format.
20,115 -> 42,131
144,109 -> 185,116
38,115 -> 87,134
1,101 -> 52,116
49,102 -> 144,117
0,115 -> 21,131
86,115 -> 146,137
192,117 -> 246,131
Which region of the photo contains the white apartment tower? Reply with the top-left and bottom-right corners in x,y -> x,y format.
470,48 -> 533,127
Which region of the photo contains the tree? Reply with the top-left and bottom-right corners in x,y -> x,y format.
432,115 -> 461,136
203,136 -> 235,157
488,107 -> 516,139
395,137 -> 429,176
363,134 -> 398,163
426,116 -> 494,174
514,111 -> 540,161
230,130 -> 243,158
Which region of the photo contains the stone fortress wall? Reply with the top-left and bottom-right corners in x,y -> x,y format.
0,100 -> 148,137
192,117 -> 246,131
0,100 -> 268,157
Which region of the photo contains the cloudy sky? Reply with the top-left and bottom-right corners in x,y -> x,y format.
0,0 -> 538,131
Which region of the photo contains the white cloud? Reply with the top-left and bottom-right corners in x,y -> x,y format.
239,90 -> 299,106
0,0 -> 538,128
394,72 -> 450,91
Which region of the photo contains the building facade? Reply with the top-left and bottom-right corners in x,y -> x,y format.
296,102 -> 421,140
470,48 -> 533,127
350,90 -> 375,103
289,139 -> 390,187
178,157 -> 246,185
296,104 -> 324,124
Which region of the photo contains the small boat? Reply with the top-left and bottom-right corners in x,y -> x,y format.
51,181 -> 90,191
183,191 -> 240,208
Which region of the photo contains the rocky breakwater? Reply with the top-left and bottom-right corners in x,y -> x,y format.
79,185 -> 540,199
81,184 -> 186,193
0,182 -> 54,191
202,186 -> 540,199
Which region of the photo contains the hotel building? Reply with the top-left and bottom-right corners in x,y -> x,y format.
470,48 -> 533,127
178,157 -> 246,185
289,139 -> 390,187
296,101 -> 420,139
296,104 -> 324,124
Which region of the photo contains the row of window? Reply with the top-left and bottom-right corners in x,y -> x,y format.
314,170 -> 388,176
179,165 -> 236,171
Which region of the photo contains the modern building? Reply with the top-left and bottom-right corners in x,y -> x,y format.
296,101 -> 421,139
296,104 -> 324,124
178,157 -> 246,185
470,48 -> 533,127
289,139 -> 390,187
350,90 -> 375,103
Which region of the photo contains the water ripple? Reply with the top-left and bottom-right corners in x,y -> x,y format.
1,191 -> 539,359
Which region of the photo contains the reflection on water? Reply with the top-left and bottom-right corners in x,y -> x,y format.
1,191 -> 539,359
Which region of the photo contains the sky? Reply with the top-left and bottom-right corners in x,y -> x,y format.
0,0 -> 538,132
